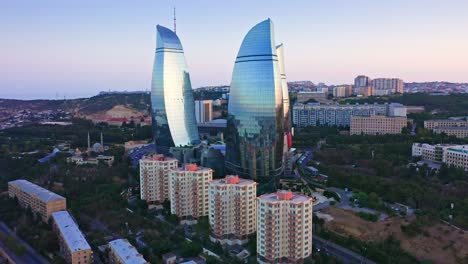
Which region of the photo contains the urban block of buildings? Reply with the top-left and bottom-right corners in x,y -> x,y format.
350,115 -> 408,135
292,102 -> 406,128
140,154 -> 178,204
209,175 -> 257,245
51,211 -> 93,264
8,179 -> 67,222
257,191 -> 313,264
424,119 -> 468,138
170,164 -> 213,224
354,75 -> 404,97
412,143 -> 468,171
108,239 -> 148,264
332,85 -> 353,98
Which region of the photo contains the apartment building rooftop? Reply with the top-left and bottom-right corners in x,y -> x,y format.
258,190 -> 311,203
426,119 -> 468,122
173,164 -> 212,172
210,175 -> 257,186
9,179 -> 65,203
109,239 -> 147,264
52,211 -> 91,253
141,153 -> 177,161
447,145 -> 468,154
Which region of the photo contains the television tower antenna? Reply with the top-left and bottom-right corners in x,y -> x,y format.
173,6 -> 176,33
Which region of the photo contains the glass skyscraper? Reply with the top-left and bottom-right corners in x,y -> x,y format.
150,25 -> 199,147
226,19 -> 285,180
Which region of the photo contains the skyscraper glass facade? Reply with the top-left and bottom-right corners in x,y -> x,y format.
226,19 -> 284,180
151,25 -> 199,147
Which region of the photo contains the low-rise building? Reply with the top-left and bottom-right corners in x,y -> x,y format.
444,145 -> 468,171
140,154 -> 178,204
108,239 -> 148,264
350,115 -> 407,135
424,119 -> 468,130
433,127 -> 468,138
170,164 -> 213,224
8,179 -> 66,222
209,175 -> 257,245
51,211 -> 93,264
257,191 -> 313,264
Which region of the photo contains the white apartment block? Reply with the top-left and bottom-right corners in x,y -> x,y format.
108,239 -> 148,264
444,145 -> 468,171
257,191 -> 313,264
170,164 -> 213,224
209,175 -> 257,245
52,211 -> 93,264
139,154 -> 178,204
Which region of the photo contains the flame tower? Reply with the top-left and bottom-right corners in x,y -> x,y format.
150,25 -> 199,147
226,19 -> 285,180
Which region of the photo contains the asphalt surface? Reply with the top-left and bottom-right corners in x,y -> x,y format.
314,236 -> 376,264
0,221 -> 49,264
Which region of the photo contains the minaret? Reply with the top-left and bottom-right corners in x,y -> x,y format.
87,132 -> 91,151
173,7 -> 176,33
100,132 -> 104,152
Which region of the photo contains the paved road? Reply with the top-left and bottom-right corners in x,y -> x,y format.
314,236 -> 375,264
0,221 -> 49,264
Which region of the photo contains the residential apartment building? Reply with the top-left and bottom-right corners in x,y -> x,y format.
332,85 -> 353,98
292,103 -> 404,128
170,164 -> 213,224
51,211 -> 93,264
297,90 -> 327,103
108,239 -> 148,264
411,143 -> 457,162
257,191 -> 313,264
433,127 -> 468,138
8,179 -> 66,222
412,143 -> 468,171
444,145 -> 468,171
350,115 -> 407,135
424,119 -> 468,130
195,100 -> 213,123
209,175 -> 257,245
372,78 -> 404,95
140,154 -> 178,204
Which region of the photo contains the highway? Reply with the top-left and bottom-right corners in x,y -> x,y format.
314,236 -> 376,264
0,221 -> 50,264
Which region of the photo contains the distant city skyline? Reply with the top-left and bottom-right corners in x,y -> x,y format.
2,0 -> 468,99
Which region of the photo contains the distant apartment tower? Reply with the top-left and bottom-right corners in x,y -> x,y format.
354,75 -> 373,96
195,100 -> 213,123
170,164 -> 213,224
139,154 -> 178,204
51,211 -> 93,264
424,119 -> 468,129
209,175 -> 257,245
8,179 -> 66,222
108,239 -> 149,264
350,115 -> 407,135
257,191 -> 313,264
372,78 -> 404,95
332,85 -> 353,98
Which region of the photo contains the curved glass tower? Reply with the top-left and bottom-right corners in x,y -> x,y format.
226,19 -> 284,180
151,25 -> 199,147
276,43 -> 292,145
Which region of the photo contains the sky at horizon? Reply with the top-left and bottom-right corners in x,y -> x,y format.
2,0 -> 468,99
